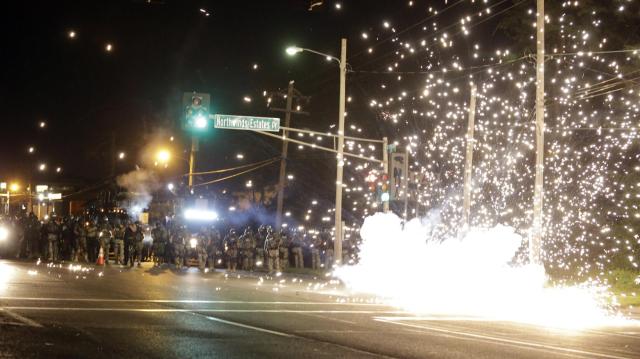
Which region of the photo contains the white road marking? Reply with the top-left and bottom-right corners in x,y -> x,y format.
0,308 -> 43,328
297,312 -> 358,325
203,315 -> 294,337
195,314 -> 398,358
0,297 -> 387,306
375,318 -> 635,359
3,306 -> 403,314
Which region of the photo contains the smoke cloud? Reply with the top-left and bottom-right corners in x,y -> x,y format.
116,169 -> 161,218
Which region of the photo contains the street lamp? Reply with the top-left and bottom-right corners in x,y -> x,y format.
286,39 -> 348,265
38,163 -> 46,171
156,149 -> 171,165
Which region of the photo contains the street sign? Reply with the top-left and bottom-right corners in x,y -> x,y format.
213,114 -> 280,132
36,185 -> 48,193
47,193 -> 62,200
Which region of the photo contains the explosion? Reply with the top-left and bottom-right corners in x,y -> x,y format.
335,212 -> 637,329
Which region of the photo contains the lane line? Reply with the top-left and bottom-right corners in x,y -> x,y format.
203,315 -> 294,337
191,313 -> 398,358
296,312 -> 358,325
0,297 -> 387,306
0,308 -> 43,328
375,318 -> 635,359
4,307 -> 403,314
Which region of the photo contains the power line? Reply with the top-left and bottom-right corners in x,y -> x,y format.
193,158 -> 280,187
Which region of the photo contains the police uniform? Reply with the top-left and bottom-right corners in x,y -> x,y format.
224,230 -> 239,271
264,228 -> 281,273
291,232 -> 304,269
279,229 -> 290,270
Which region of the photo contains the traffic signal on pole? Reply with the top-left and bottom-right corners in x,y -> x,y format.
183,92 -> 211,132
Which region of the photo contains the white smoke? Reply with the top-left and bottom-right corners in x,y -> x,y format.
335,212 -> 636,329
116,169 -> 160,218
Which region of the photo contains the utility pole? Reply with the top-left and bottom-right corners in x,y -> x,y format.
532,0 -> 545,264
334,38 -> 347,265
275,81 -> 294,229
382,137 -> 389,213
403,147 -> 409,224
188,136 -> 198,191
270,82 -> 310,230
462,84 -> 478,229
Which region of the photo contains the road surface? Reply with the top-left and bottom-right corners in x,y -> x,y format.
0,259 -> 639,358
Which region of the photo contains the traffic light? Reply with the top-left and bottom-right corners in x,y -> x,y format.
183,92 -> 211,132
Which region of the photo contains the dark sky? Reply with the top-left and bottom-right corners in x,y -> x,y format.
0,0 -> 406,183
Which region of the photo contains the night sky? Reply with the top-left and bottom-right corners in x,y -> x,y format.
0,0 -> 472,223
0,1 -> 402,179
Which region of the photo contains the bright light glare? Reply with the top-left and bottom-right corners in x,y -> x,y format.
167,183 -> 175,191
335,213 -> 637,329
184,209 -> 218,221
194,115 -> 207,128
0,227 -> 8,241
156,150 -> 170,163
9,183 -> 19,192
189,238 -> 198,249
286,46 -> 303,56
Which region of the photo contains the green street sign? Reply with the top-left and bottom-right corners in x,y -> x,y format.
213,114 -> 280,132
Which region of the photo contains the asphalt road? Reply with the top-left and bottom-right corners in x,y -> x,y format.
1,259 -> 639,359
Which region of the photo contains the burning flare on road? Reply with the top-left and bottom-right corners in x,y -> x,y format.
335,213 -> 637,329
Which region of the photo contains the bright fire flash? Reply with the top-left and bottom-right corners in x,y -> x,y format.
335,213 -> 638,330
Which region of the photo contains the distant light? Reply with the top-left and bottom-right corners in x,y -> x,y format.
170,136 -> 174,142
38,163 -> 46,171
28,147 -> 35,154
312,200 -> 318,205
286,46 -> 303,56
184,209 -> 218,221
362,33 -> 368,39
285,211 -> 291,217
194,115 -> 207,128
156,149 -> 170,163
229,206 -> 236,212
118,152 -> 125,159
68,30 -> 76,39
38,193 -> 45,201
383,21 -> 390,28
189,238 -> 198,249
335,2 -> 342,9
243,96 -> 252,103
246,181 -> 253,188
236,153 -> 244,159
39,121 -> 46,128
105,43 -> 113,52
167,183 -> 175,191
56,167 -> 62,173
287,174 -> 294,180
9,183 -> 19,192
381,192 -> 390,202
0,227 -> 8,241
252,64 -> 259,70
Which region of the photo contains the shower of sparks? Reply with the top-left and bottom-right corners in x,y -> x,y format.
335,213 -> 637,329
251,1 -> 640,279
239,1 -> 640,317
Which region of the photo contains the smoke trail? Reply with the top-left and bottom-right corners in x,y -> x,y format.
335,212 -> 636,329
116,169 -> 160,219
